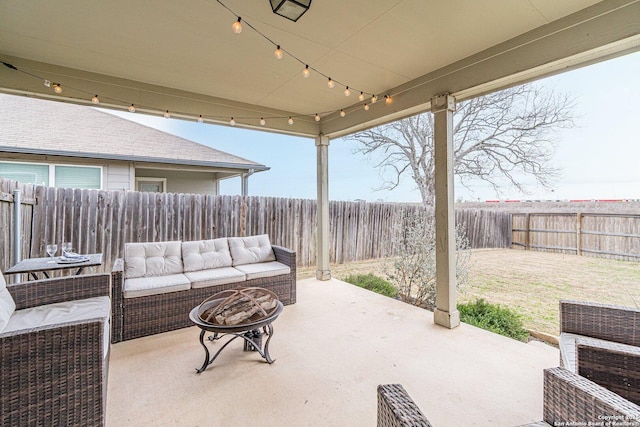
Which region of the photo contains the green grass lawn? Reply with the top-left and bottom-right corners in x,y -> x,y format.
297,249 -> 640,336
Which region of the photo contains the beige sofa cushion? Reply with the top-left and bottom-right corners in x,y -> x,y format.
182,239 -> 232,272
185,267 -> 246,289
124,241 -> 183,279
234,261 -> 291,280
0,273 -> 16,333
229,234 -> 276,266
4,296 -> 111,357
123,274 -> 191,298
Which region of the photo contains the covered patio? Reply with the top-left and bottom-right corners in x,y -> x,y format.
1,1 -> 640,425
107,278 -> 557,426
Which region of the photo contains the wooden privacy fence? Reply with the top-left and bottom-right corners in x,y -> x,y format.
512,212 -> 640,261
0,178 -> 511,273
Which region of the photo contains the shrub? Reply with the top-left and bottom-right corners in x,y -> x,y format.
343,274 -> 398,298
458,299 -> 529,341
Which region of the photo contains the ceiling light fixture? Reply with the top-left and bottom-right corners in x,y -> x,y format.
232,17 -> 243,33
269,0 -> 311,22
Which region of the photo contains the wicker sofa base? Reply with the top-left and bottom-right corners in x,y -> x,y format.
111,245 -> 296,343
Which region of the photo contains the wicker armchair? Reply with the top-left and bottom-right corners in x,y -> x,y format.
377,384 -> 431,427
0,273 -> 111,427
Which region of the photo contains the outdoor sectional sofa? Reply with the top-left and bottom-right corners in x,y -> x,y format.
111,234 -> 296,343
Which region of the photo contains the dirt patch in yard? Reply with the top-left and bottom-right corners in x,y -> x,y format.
297,249 -> 640,337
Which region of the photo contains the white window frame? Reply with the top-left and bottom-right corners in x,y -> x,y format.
0,160 -> 103,189
135,177 -> 167,193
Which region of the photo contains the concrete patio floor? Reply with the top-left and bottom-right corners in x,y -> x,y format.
106,278 -> 558,426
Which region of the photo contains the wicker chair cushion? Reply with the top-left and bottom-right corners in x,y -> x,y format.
185,267 -> 246,289
123,273 -> 191,298
228,235 -> 276,266
124,241 -> 183,279
3,296 -> 110,356
182,239 -> 232,272
0,273 -> 16,333
560,333 -> 612,373
234,261 -> 291,280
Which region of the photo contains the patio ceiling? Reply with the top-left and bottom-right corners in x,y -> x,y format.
1,0 -> 639,138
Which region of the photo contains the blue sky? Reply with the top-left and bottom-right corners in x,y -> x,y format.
107,50 -> 640,202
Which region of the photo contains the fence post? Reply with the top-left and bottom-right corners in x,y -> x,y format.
12,190 -> 21,266
525,213 -> 530,250
576,212 -> 582,256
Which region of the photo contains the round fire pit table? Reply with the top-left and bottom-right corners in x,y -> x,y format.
189,297 -> 283,373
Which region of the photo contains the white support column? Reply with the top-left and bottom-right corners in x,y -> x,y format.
432,94 -> 460,329
316,135 -> 331,280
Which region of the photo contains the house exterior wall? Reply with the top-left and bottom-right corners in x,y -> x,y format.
135,168 -> 218,195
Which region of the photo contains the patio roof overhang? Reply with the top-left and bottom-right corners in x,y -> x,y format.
1,1 -> 638,139
1,0 -> 639,328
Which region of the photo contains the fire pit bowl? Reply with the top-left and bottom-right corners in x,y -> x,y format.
189,287 -> 284,372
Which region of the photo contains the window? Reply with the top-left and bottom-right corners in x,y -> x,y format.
135,177 -> 166,193
0,161 -> 102,189
0,162 -> 49,185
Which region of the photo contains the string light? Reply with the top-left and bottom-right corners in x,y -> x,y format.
327,78 -> 334,89
53,84 -> 62,94
230,117 -> 236,126
385,95 -> 392,104
302,65 -> 310,78
315,113 -> 320,122
164,110 -> 171,118
340,109 -> 346,117
232,17 -> 242,34
260,117 -> 266,126
288,117 -> 294,125
371,95 -> 378,103
344,86 -> 351,97
359,92 -> 365,101
43,80 -> 51,88
274,45 -> 283,60
128,104 -> 136,113
91,95 -> 100,104
197,115 -> 204,123
364,103 -> 369,111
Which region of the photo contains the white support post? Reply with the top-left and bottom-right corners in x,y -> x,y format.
432,94 -> 460,329
316,135 -> 331,280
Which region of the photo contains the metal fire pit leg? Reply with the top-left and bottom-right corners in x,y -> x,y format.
196,329 -> 210,373
261,323 -> 275,364
196,331 -> 242,373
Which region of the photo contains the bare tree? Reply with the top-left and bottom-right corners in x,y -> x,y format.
346,84 -> 575,206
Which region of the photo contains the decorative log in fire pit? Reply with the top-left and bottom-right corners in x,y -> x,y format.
189,287 -> 283,373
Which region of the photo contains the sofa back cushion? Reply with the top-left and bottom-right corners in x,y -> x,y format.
124,241 -> 184,279
0,272 -> 16,333
182,239 -> 232,272
228,234 -> 276,266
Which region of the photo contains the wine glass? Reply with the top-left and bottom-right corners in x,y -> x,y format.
46,244 -> 58,263
62,242 -> 72,257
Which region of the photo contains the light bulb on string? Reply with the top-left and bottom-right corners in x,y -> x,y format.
340,109 -> 346,117
274,45 -> 283,59
344,86 -> 351,97
197,115 -> 204,123
371,95 -> 378,104
260,118 -> 266,126
327,78 -> 334,89
359,92 -> 365,101
43,80 -> 51,88
288,117 -> 294,125
164,110 -> 171,119
385,95 -> 393,104
230,117 -> 236,126
314,113 -> 320,122
91,95 -> 100,104
302,65 -> 310,78
53,84 -> 62,94
128,104 -> 136,113
364,103 -> 369,111
232,17 -> 242,34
